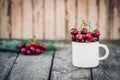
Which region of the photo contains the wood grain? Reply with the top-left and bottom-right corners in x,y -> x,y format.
51,46 -> 91,80
8,51 -> 54,80
44,0 -> 55,40
22,0 -> 33,39
99,0 -> 108,39
77,0 -> 87,29
33,0 -> 44,39
0,0 -> 11,39
0,52 -> 17,80
112,7 -> 120,39
92,46 -> 120,80
55,0 -> 66,39
11,0 -> 22,39
66,0 -> 76,39
88,0 -> 97,30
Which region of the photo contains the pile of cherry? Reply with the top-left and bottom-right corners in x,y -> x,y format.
17,42 -> 46,55
70,27 -> 100,42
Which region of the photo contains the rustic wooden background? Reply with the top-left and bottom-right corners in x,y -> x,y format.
0,0 -> 120,40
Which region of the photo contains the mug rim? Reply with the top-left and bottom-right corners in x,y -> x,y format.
72,41 -> 99,43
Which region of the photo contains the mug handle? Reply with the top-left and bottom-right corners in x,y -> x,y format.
99,44 -> 109,60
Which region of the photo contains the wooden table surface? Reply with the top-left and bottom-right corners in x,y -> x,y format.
0,41 -> 120,80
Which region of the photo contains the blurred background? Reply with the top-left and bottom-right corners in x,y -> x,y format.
0,0 -> 120,40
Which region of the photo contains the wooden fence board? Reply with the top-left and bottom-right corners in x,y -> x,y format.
55,0 -> 66,39
67,0 -> 76,39
99,0 -> 108,39
77,0 -> 87,29
0,52 -> 17,80
8,51 -> 54,80
11,0 -> 22,39
112,7 -> 120,39
44,0 -> 55,40
22,0 -> 33,39
51,47 -> 91,80
0,0 -> 11,39
88,0 -> 98,31
33,0 -> 44,39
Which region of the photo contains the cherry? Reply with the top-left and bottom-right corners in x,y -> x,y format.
30,46 -> 35,52
21,48 -> 26,54
76,33 -> 83,42
92,29 -> 100,37
35,48 -> 42,54
26,43 -> 31,49
85,32 -> 93,41
81,28 -> 88,34
71,35 -> 76,41
32,42 -> 38,48
70,28 -> 78,36
18,43 -> 24,49
39,44 -> 46,51
26,50 -> 31,55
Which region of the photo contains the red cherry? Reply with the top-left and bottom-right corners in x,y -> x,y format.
18,43 -> 24,49
30,46 -> 35,52
70,28 -> 78,36
35,48 -> 42,54
81,28 -> 88,34
32,42 -> 38,48
85,33 -> 93,41
71,35 -> 76,41
26,43 -> 31,49
26,50 -> 31,55
92,29 -> 100,37
39,44 -> 46,51
21,48 -> 26,54
76,33 -> 83,42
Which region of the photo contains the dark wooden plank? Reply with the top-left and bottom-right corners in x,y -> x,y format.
8,51 -> 54,80
51,46 -> 91,80
92,46 -> 120,80
0,52 -> 17,80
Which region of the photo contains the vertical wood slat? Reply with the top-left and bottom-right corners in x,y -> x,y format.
11,0 -> 22,39
67,0 -> 76,39
88,0 -> 98,30
99,0 -> 108,39
33,0 -> 44,39
0,0 -> 1,38
112,7 -> 120,39
44,0 -> 55,40
0,0 -> 11,39
22,0 -> 33,39
77,0 -> 87,28
55,0 -> 66,39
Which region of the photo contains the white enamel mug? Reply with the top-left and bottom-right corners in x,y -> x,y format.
72,41 -> 109,68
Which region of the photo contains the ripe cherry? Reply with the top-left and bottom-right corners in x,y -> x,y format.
26,43 -> 31,49
32,42 -> 38,48
92,29 -> 100,37
76,33 -> 83,42
26,50 -> 31,55
85,32 -> 93,41
35,48 -> 42,54
30,46 -> 35,52
81,28 -> 88,34
70,28 -> 78,36
71,35 -> 76,41
21,48 -> 26,54
18,43 -> 24,49
39,44 -> 46,51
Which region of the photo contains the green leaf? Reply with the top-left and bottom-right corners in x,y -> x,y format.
45,43 -> 56,51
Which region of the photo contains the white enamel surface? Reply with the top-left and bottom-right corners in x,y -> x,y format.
72,42 -> 109,68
